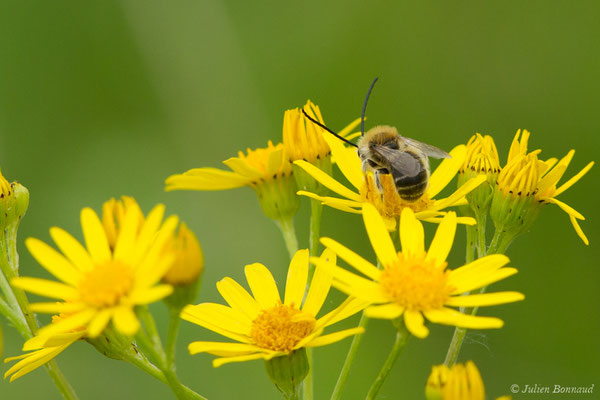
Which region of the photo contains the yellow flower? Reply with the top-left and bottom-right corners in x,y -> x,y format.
492,129 -> 594,244
425,361 -> 511,400
165,141 -> 299,222
11,203 -> 177,338
163,222 -> 204,286
181,249 -> 367,367
4,315 -> 85,382
311,203 -> 524,338
283,100 -> 361,164
295,132 -> 484,229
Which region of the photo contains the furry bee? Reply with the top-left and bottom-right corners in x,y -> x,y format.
302,77 -> 451,202
357,125 -> 450,201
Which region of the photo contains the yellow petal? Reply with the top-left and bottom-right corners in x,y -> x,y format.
445,291 -> 525,307
318,297 -> 370,327
29,302 -> 85,314
49,227 -> 94,272
165,168 -> 249,191
112,306 -> 140,336
425,211 -> 457,265
320,133 -> 363,189
37,309 -> 96,337
431,175 -> 486,210
569,215 -> 589,245
427,144 -> 466,198
450,268 -> 518,295
188,341 -> 261,357
362,203 -> 398,267
245,263 -> 281,308
404,310 -> 429,338
284,249 -> 309,308
545,197 -> 585,220
5,346 -> 68,382
294,160 -> 362,201
424,308 -> 503,329
11,277 -> 78,301
448,254 -> 510,282
25,238 -> 81,286
130,284 -> 173,305
216,277 -> 261,320
80,207 -> 111,263
113,205 -> 142,264
364,303 -> 404,319
320,238 -> 380,280
554,161 -> 594,197
306,327 -> 365,347
302,251 -> 334,316
87,309 -> 113,338
223,157 -> 263,180
399,208 -> 424,255
213,352 -> 275,368
23,331 -> 82,351
181,303 -> 251,337
133,204 -> 165,264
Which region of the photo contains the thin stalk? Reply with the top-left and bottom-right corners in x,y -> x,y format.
330,312 -> 369,400
275,217 -> 299,259
303,199 -> 323,400
166,307 -> 182,367
44,360 -> 80,400
475,214 -> 487,258
464,224 -> 476,264
138,305 -> 165,357
0,296 -> 29,338
365,322 -> 410,400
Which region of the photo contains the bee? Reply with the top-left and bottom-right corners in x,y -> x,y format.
302,77 -> 451,202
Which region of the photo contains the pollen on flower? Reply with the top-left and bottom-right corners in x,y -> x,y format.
361,174 -> 433,219
250,304 -> 316,352
380,252 -> 453,311
78,261 -> 134,308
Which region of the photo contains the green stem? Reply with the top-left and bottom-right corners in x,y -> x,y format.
275,217 -> 299,259
0,295 -> 29,338
166,307 -> 182,367
1,227 -> 79,400
475,214 -> 487,258
365,322 -> 410,400
303,199 -> 323,400
330,312 -> 370,400
138,305 -> 165,357
464,224 -> 476,264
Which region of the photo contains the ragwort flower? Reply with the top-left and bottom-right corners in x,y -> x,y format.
312,203 -> 524,338
11,203 -> 177,338
295,130 -> 484,230
491,129 -> 593,245
181,249 -> 366,367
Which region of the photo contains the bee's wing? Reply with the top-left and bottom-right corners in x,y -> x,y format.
402,137 -> 451,159
372,145 -> 421,177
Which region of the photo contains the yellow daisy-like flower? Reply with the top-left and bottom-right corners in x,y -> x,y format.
181,249 -> 367,367
295,131 -> 485,229
165,141 -> 299,222
11,203 -> 177,338
460,133 -> 501,177
425,361 -> 511,400
493,129 -> 594,244
4,315 -> 85,382
311,203 -> 524,338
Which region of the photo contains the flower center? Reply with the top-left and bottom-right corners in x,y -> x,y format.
380,252 -> 453,311
497,153 -> 540,198
361,174 -> 433,218
250,304 -> 316,352
78,261 -> 134,308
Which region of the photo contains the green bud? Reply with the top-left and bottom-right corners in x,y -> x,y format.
254,174 -> 300,222
292,156 -> 332,196
264,348 -> 309,400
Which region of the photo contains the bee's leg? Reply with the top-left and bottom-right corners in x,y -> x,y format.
374,171 -> 384,193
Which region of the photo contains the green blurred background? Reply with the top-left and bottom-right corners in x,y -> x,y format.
1,1 -> 598,399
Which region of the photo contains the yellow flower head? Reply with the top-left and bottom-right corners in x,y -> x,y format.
181,249 -> 367,367
102,196 -> 144,248
295,130 -> 484,230
162,222 -> 204,286
425,361 -> 485,400
283,100 -> 331,163
11,202 -> 178,338
4,315 -> 85,382
165,141 -> 299,221
492,129 -> 594,244
312,203 -> 524,338
460,133 -> 501,177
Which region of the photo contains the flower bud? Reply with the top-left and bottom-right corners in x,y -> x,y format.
264,348 -> 309,400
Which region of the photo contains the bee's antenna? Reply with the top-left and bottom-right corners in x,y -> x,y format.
301,108 -> 358,148
361,77 -> 379,136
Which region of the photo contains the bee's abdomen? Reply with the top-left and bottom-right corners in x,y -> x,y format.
395,169 -> 429,201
